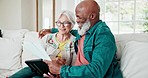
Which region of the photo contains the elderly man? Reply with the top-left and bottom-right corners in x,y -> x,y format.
41,0 -> 123,78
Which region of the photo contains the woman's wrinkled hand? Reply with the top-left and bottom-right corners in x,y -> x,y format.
38,29 -> 50,38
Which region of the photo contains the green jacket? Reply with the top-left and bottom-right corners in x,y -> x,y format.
51,20 -> 123,78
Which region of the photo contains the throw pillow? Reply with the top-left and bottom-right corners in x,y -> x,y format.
2,29 -> 28,38
120,41 -> 148,78
0,37 -> 22,70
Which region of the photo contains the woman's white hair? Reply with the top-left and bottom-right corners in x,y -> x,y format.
58,10 -> 75,28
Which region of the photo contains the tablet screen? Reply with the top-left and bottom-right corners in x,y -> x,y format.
25,59 -> 49,76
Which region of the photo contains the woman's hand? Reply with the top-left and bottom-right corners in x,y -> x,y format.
51,57 -> 66,65
38,29 -> 51,38
55,57 -> 66,65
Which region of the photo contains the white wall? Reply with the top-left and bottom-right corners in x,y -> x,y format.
21,0 -> 36,31
0,0 -> 36,31
0,0 -> 22,29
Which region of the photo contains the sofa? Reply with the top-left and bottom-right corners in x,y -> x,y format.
0,29 -> 148,78
0,29 -> 41,78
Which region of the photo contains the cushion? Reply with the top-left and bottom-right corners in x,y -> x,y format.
115,33 -> 148,60
2,29 -> 28,38
120,41 -> 148,78
0,37 -> 22,70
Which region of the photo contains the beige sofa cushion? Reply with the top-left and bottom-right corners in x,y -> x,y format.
2,29 -> 28,38
0,29 -> 28,70
121,41 -> 148,78
115,33 -> 148,60
0,37 -> 22,70
0,29 -> 29,77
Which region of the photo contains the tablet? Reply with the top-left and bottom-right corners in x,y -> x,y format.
25,59 -> 49,76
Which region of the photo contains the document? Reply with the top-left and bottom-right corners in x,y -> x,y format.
23,41 -> 51,61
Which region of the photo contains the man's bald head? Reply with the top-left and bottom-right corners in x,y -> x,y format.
75,0 -> 100,23
76,0 -> 100,16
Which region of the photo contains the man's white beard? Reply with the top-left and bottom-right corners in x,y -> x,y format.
78,19 -> 91,36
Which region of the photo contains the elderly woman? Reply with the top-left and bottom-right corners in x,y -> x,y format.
9,10 -> 76,78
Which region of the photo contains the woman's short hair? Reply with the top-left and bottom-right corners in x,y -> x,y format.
58,10 -> 75,28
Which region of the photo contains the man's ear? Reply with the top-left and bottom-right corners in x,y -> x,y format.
90,13 -> 96,19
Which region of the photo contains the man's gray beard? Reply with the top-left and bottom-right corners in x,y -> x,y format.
78,19 -> 91,36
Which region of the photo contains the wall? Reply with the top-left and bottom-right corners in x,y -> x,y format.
21,0 -> 36,31
0,0 -> 36,31
0,0 -> 22,29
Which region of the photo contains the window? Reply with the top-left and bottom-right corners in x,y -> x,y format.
95,0 -> 148,34
39,0 -> 148,34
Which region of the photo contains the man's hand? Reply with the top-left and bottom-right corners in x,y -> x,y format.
44,57 -> 66,74
38,29 -> 50,38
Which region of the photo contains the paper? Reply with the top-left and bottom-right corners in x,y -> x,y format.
23,41 -> 51,61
